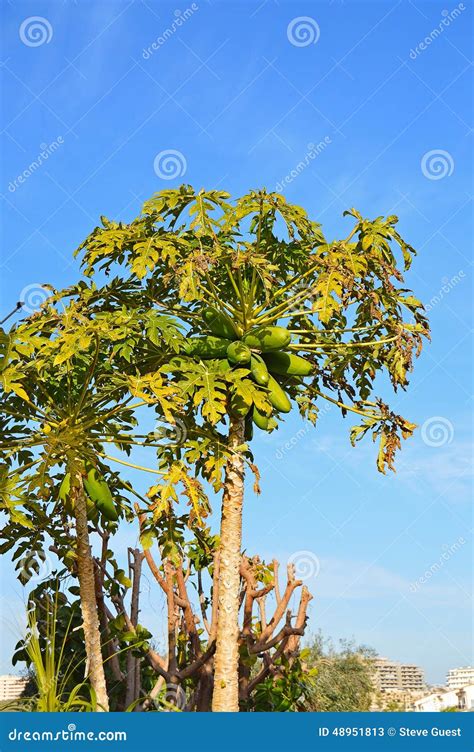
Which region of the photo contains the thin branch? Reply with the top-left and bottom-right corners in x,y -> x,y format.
0,301 -> 23,325
310,389 -> 381,420
177,641 -> 216,680
289,334 -> 399,349
197,571 -> 211,637
273,560 -> 281,604
165,562 -> 178,675
96,452 -> 166,475
258,565 -> 301,644
209,550 -> 220,641
74,333 -> 100,420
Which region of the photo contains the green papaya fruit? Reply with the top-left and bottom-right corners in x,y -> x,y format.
59,473 -> 71,502
84,467 -> 118,522
216,359 -> 231,374
253,407 -> 271,430
59,473 -> 74,515
230,393 -> 251,418
263,351 -> 313,376
252,407 -> 278,432
202,306 -> 238,340
59,471 -> 99,522
267,375 -> 291,413
184,336 -> 232,359
243,326 -> 291,352
250,354 -> 270,386
97,496 -> 118,522
83,467 -> 105,503
86,495 -> 99,524
226,341 -> 252,364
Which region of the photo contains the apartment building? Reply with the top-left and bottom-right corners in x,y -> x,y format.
374,657 -> 425,692
0,674 -> 28,702
447,667 -> 474,689
413,684 -> 474,712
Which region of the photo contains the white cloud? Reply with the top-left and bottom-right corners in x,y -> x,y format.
313,556 -> 469,608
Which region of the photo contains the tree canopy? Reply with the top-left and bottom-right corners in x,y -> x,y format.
0,186 -> 429,712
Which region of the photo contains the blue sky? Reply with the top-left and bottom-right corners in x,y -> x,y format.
0,0 -> 472,685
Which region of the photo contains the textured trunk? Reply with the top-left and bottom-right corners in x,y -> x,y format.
196,662 -> 214,712
73,474 -> 109,712
211,415 -> 245,712
125,548 -> 143,710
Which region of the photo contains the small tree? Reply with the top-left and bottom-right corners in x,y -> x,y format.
0,292 -> 186,710
303,634 -> 376,712
75,186 -> 428,710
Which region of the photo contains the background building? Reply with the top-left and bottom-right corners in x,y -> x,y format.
413,684 -> 474,712
374,657 -> 425,692
447,667 -> 474,689
0,675 -> 28,702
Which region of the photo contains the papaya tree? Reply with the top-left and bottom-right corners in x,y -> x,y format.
0,288 -> 193,710
73,186 -> 429,711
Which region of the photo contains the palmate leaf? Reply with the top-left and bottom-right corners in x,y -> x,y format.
192,375 -> 227,425
139,528 -> 156,551
126,373 -> 182,423
314,274 -> 343,324
147,462 -> 210,526
130,239 -> 160,279
177,259 -> 201,301
162,357 -> 228,425
145,312 -> 184,352
0,466 -> 34,528
0,328 -> 12,372
0,366 -> 30,402
181,435 -> 228,492
228,372 -> 273,416
53,333 -> 93,366
350,412 -> 417,475
130,235 -> 186,279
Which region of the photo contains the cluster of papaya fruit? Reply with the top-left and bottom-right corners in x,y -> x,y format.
184,307 -> 314,433
59,465 -> 118,522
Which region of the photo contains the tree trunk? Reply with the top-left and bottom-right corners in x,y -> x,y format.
73,473 -> 110,712
196,662 -> 214,711
125,548 -> 143,710
211,415 -> 245,712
